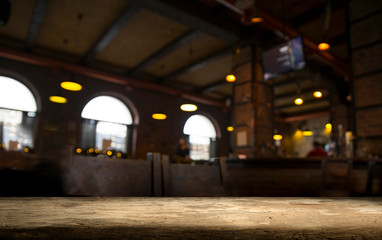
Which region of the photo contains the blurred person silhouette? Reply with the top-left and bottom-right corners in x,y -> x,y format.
306,140 -> 328,157
174,137 -> 190,163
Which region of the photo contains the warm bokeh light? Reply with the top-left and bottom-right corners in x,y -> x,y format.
302,131 -> 313,136
227,126 -> 234,132
95,148 -> 100,154
325,123 -> 332,134
49,95 -> 67,104
313,91 -> 322,98
152,113 -> 167,120
107,150 -> 113,156
180,104 -> 197,112
61,81 -> 82,91
76,148 -> 82,154
273,134 -> 283,140
88,148 -> 94,153
251,17 -> 264,23
294,98 -> 303,105
318,42 -> 330,51
23,147 -> 30,153
116,152 -> 122,158
225,74 -> 236,82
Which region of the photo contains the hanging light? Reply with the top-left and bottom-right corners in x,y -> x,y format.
49,95 -> 67,104
313,91 -> 323,98
294,97 -> 303,105
180,103 -> 197,112
273,134 -> 283,140
318,1 -> 331,51
61,81 -> 82,91
318,42 -> 330,51
302,130 -> 313,136
152,113 -> 167,120
226,73 -> 236,82
227,126 -> 234,132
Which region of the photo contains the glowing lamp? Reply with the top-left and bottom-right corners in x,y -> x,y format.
251,17 -> 263,23
273,134 -> 283,140
226,74 -> 236,82
107,150 -> 113,156
180,104 -> 197,112
302,131 -> 313,136
61,81 -> 82,91
152,113 -> 167,120
294,98 -> 303,105
76,148 -> 82,154
326,123 -> 332,129
227,126 -> 234,132
49,95 -> 67,104
318,42 -> 330,51
313,91 -> 322,98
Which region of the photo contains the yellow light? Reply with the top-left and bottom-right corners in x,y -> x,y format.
88,148 -> 94,153
116,152 -> 122,158
273,134 -> 283,140
225,74 -> 236,82
294,97 -> 303,105
23,147 -> 30,153
107,151 -> 112,156
324,123 -> 332,134
251,17 -> 264,23
49,95 -> 67,104
302,131 -> 313,136
95,148 -> 100,154
60,81 -> 82,91
180,104 -> 197,112
313,91 -> 322,98
152,113 -> 167,120
76,148 -> 82,154
318,42 -> 330,51
227,126 -> 234,132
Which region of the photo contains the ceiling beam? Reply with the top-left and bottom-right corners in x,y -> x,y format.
160,46 -> 233,83
274,98 -> 329,110
128,29 -> 199,76
196,79 -> 228,94
275,86 -> 326,99
80,3 -> 141,64
275,109 -> 330,123
258,8 -> 350,77
25,0 -> 49,51
215,0 -> 350,78
129,0 -> 239,44
289,0 -> 347,28
0,47 -> 226,108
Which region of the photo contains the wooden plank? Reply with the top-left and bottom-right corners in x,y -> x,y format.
162,155 -> 171,197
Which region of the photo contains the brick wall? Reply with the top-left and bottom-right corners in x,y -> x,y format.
350,0 -> 382,156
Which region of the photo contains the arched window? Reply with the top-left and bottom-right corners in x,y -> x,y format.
80,96 -> 134,156
0,76 -> 37,151
183,114 -> 217,160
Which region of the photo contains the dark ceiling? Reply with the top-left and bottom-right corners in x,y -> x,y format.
0,0 -> 350,118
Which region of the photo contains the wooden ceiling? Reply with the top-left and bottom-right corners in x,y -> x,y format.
0,0 -> 350,118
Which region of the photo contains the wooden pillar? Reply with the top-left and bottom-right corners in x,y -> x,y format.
147,152 -> 162,197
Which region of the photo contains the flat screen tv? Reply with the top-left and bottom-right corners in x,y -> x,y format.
262,36 -> 306,81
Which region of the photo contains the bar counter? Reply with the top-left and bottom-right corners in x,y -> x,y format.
0,197 -> 381,239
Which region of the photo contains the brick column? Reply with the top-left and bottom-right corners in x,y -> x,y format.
349,0 -> 382,157
232,45 -> 273,158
